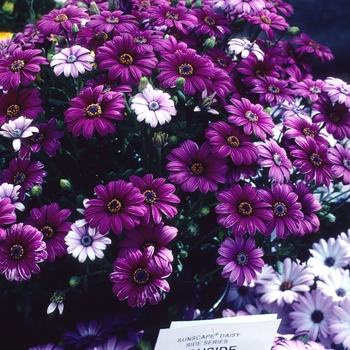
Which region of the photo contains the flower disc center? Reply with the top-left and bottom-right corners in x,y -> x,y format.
133,267 -> 150,284
31,132 -> 45,143
343,158 -> 350,170
236,252 -> 248,265
178,63 -> 194,76
86,103 -> 102,118
311,310 -> 324,323
10,244 -> 24,259
279,280 -> 292,291
10,60 -> 25,72
310,153 -> 322,166
81,235 -> 93,247
119,53 -> 133,66
204,16 -> 215,26
302,127 -> 315,137
13,172 -> 26,185
134,36 -> 147,44
107,198 -> 122,213
268,85 -> 280,94
245,110 -> 258,123
66,54 -> 77,63
273,202 -> 287,217
329,111 -> 340,123
238,201 -> 253,216
227,135 -> 240,147
143,189 -> 157,204
309,86 -> 321,94
165,11 -> 179,21
336,288 -> 346,297
216,57 -> 227,68
54,14 -> 68,22
190,162 -> 204,175
6,104 -> 20,117
95,31 -> 108,42
273,153 -> 282,166
41,225 -> 55,239
106,16 -> 119,24
148,101 -> 160,111
260,15 -> 271,24
324,256 -> 335,267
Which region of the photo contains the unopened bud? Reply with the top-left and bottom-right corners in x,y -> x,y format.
60,179 -> 72,191
194,0 -> 202,8
138,77 -> 149,93
199,207 -> 210,217
287,26 -> 300,36
77,1 -> 88,9
89,1 -> 100,15
152,132 -> 169,149
176,77 -> 185,91
108,0 -> 118,12
31,185 -> 42,197
69,276 -> 81,287
71,23 -> 80,34
185,0 -> 192,8
204,36 -> 216,50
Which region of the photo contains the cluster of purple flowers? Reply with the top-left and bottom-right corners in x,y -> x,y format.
0,0 -> 349,348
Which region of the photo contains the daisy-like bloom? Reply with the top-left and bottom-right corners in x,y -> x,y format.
207,67 -> 233,99
25,203 -> 72,263
0,223 -> 47,281
323,76 -> 350,108
36,6 -> 89,35
205,48 -> 236,75
317,268 -> 350,301
87,335 -> 135,350
215,183 -> 273,236
64,85 -> 124,138
0,116 -> 38,152
0,158 -> 47,201
83,74 -> 132,95
217,236 -> 264,286
125,29 -> 164,55
96,33 -> 158,86
227,38 -> 264,61
0,183 -> 25,211
118,221 -> 177,263
65,222 -> 111,263
85,180 -> 147,235
328,297 -> 350,349
0,198 -> 16,239
244,9 -> 289,40
291,33 -> 334,63
265,0 -> 294,16
272,340 -> 316,350
0,88 -> 43,125
228,0 -> 265,15
250,76 -> 294,107
257,138 -> 292,183
28,343 -> 64,350
149,5 -> 198,34
130,84 -> 177,128
292,79 -> 326,103
109,247 -> 171,307
166,140 -> 228,194
225,282 -> 257,313
290,289 -> 335,342
157,50 -> 214,96
258,183 -> 303,238
256,258 -> 314,307
0,47 -> 48,91
204,121 -> 259,165
129,174 -> 180,224
290,136 -> 333,186
328,143 -> 350,184
307,237 -> 350,278
312,95 -> 350,141
87,10 -> 138,34
47,290 -> 65,315
50,45 -> 94,79
226,97 -> 275,140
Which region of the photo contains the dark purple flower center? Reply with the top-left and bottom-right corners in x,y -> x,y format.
148,101 -> 160,111
227,135 -> 240,148
190,162 -> 204,175
13,172 -> 26,185
340,87 -> 349,95
336,288 -> 346,297
55,14 -> 68,22
143,189 -> 157,204
237,285 -> 249,296
244,110 -> 258,123
260,15 -> 271,25
10,244 -> 24,259
302,127 -> 315,138
343,158 -> 350,170
308,41 -> 319,50
133,267 -> 149,284
178,63 -> 193,76
204,16 -> 215,26
101,84 -> 111,94
119,53 -> 133,66
309,86 -> 321,94
324,257 -> 335,267
165,11 -> 179,21
134,36 -> 147,44
143,242 -> 155,250
10,59 -> 25,72
31,132 -> 44,143
81,234 -> 93,247
106,16 -> 119,24
107,199 -> 122,213
311,310 -> 323,323
236,252 -> 248,265
273,153 -> 282,166
6,104 -> 21,118
329,111 -> 340,123
310,153 -> 322,167
238,201 -> 253,216
255,69 -> 266,78
66,55 -> 77,63
279,280 -> 292,291
216,57 -> 227,68
86,103 -> 102,118
267,85 -> 280,94
273,201 -> 287,217
94,31 -> 108,42
41,225 -> 55,239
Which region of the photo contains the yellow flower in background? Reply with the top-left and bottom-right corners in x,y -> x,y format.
2,1 -> 14,14
0,32 -> 13,40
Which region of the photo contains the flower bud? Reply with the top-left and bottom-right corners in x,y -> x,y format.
167,135 -> 178,146
176,77 -> 185,91
31,185 -> 42,197
170,0 -> 179,7
204,36 -> 216,50
69,276 -> 81,287
194,0 -> 202,8
136,340 -> 153,350
108,0 -> 118,12
138,77 -> 149,93
199,207 -> 210,217
71,23 -> 80,34
89,1 -> 100,15
2,1 -> 14,14
60,179 -> 72,191
152,132 -> 169,149
185,0 -> 192,8
287,26 -> 300,36
77,1 -> 88,8
178,250 -> 188,259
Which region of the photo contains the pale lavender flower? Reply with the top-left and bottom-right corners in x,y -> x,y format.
0,116 -> 38,152
324,77 -> 350,108
227,38 -> 264,61
0,182 -> 25,211
317,268 -> 350,301
47,290 -> 65,315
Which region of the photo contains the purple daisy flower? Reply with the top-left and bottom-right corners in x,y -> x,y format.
87,335 -> 135,350
292,79 -> 326,103
36,6 -> 89,35
0,197 -> 16,239
217,236 -> 264,286
50,45 -> 94,79
226,97 -> 275,140
109,247 -> 171,307
25,203 -> 72,263
215,183 -> 273,236
257,138 -> 292,183
225,161 -> 258,183
328,143 -> 350,185
87,10 -> 138,34
96,33 -> 158,86
290,136 -> 333,186
204,121 -> 259,165
265,0 -> 294,16
207,68 -> 233,99
129,174 -> 180,224
157,50 -> 214,96
0,47 -> 48,91
118,222 -> 177,263
166,140 -> 228,194
85,180 -> 147,235
124,29 -> 164,55
205,48 -> 236,75
83,74 -> 132,95
0,88 -> 43,125
0,158 -> 47,201
312,95 -> 350,140
258,183 -> 304,238
323,76 -> 350,108
0,223 -> 47,281
64,85 -> 124,138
